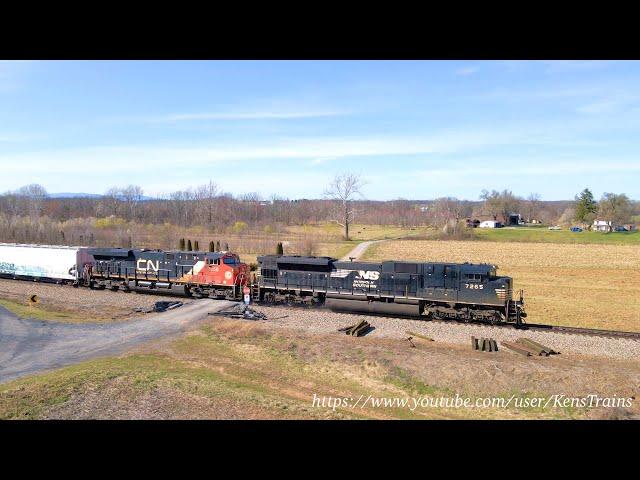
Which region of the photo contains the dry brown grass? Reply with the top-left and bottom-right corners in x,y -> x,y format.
364,240 -> 640,332
3,318 -> 638,419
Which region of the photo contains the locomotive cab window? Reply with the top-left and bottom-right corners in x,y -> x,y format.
464,273 -> 484,282
223,257 -> 237,265
262,268 -> 277,279
444,266 -> 457,277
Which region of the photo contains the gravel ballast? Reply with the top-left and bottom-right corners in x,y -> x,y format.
250,304 -> 640,361
0,278 -> 188,320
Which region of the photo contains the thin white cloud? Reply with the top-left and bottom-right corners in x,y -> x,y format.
406,161 -> 640,185
310,156 -> 337,165
0,130 -> 526,176
127,109 -> 351,123
577,100 -> 619,115
499,60 -> 617,74
0,132 -> 35,143
455,65 -> 480,76
0,60 -> 34,92
479,86 -> 602,101
543,60 -> 616,73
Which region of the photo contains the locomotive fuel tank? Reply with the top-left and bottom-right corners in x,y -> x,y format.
325,296 -> 421,316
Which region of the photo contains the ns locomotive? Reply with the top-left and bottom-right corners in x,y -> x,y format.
255,255 -> 526,325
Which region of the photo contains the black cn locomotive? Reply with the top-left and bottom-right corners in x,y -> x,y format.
255,255 -> 525,325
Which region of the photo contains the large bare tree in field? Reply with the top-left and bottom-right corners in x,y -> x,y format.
17,184 -> 48,219
195,180 -> 219,226
324,172 -> 365,240
525,192 -> 541,223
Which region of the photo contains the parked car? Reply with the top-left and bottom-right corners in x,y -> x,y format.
614,226 -> 628,232
548,226 -> 562,231
570,227 -> 583,232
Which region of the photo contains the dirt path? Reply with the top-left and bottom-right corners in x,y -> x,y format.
0,299 -> 235,383
340,240 -> 382,261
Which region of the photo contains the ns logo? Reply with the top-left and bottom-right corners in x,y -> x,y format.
356,270 -> 380,280
137,259 -> 159,272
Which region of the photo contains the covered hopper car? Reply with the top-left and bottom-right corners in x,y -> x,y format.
0,243 -> 92,283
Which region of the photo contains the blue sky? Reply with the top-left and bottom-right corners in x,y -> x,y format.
0,60 -> 638,200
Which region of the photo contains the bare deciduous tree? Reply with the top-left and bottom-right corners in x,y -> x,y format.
121,185 -> 144,221
598,192 -> 632,224
324,172 -> 365,240
16,184 -> 48,219
430,197 -> 463,233
195,180 -> 219,226
480,189 -> 521,223
101,187 -> 122,217
525,192 -> 541,223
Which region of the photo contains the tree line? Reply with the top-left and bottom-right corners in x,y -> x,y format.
0,179 -> 637,247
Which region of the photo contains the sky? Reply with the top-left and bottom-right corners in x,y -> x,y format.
0,60 -> 638,201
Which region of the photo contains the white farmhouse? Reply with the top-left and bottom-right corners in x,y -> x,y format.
592,220 -> 612,232
479,220 -> 502,228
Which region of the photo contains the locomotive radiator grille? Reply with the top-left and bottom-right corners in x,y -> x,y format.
495,287 -> 512,300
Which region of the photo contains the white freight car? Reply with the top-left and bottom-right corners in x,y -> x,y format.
0,243 -> 84,282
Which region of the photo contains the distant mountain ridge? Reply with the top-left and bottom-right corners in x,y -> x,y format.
48,192 -> 155,200
48,193 -> 104,199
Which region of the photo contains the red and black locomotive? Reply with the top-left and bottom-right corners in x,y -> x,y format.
85,247 -> 249,299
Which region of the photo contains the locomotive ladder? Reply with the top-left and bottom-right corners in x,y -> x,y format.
251,276 -> 261,300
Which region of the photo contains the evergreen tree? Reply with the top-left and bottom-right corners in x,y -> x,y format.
209,241 -> 215,252
187,239 -> 193,251
194,240 -> 199,251
574,188 -> 598,224
216,240 -> 221,251
276,242 -> 284,255
224,242 -> 229,251
179,238 -> 186,251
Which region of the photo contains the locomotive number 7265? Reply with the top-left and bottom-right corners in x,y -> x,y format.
464,283 -> 484,289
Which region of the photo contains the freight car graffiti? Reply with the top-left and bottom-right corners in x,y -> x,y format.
14,265 -> 48,277
0,261 -> 16,274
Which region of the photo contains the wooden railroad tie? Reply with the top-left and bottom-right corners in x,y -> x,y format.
502,338 -> 558,357
405,331 -> 435,348
338,320 -> 373,337
471,336 -> 498,352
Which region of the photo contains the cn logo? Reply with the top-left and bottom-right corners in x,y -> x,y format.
357,270 -> 380,280
137,259 -> 159,271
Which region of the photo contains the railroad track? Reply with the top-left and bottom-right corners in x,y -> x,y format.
522,323 -> 640,340
263,302 -> 640,341
5,277 -> 639,341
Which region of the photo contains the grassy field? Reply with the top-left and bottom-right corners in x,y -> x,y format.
286,223 -> 430,242
473,226 -> 640,245
3,318 -> 633,419
364,240 -> 640,332
240,224 -> 426,265
0,299 -> 80,322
